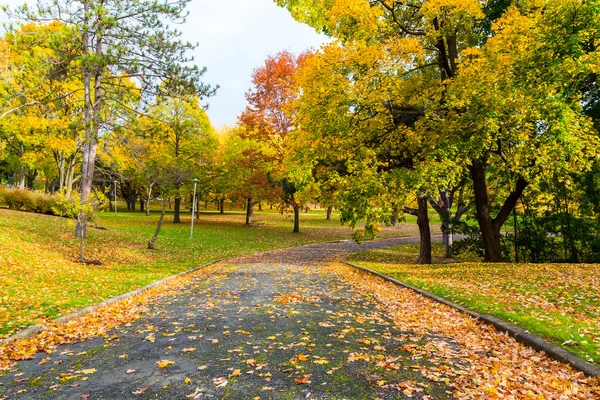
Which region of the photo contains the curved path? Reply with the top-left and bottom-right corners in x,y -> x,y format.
1,238 -> 596,399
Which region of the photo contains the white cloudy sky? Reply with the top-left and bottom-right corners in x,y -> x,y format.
1,0 -> 327,127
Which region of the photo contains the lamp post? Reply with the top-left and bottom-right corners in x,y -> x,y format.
190,178 -> 199,239
113,180 -> 118,215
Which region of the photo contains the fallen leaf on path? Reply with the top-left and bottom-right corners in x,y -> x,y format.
156,359 -> 175,369
78,368 -> 96,375
213,376 -> 228,387
186,387 -> 202,398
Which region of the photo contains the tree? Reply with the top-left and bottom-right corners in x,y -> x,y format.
278,0 -> 600,261
144,95 -> 215,223
239,50 -> 309,233
6,0 -> 215,237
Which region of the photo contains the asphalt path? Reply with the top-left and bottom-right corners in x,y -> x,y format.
1,237 -> 455,399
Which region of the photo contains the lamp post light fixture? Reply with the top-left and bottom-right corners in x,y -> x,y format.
113,180 -> 118,215
190,178 -> 199,239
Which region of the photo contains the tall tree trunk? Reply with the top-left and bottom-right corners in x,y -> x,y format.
416,197 -> 432,264
469,159 -> 527,262
405,196 -> 432,264
173,196 -> 181,223
148,199 -> 166,249
17,142 -> 25,189
258,201 -> 263,211
219,198 -> 225,214
245,197 -> 254,226
293,205 -> 300,233
326,205 -> 333,220
139,197 -> 145,212
77,11 -> 101,239
146,183 -> 153,216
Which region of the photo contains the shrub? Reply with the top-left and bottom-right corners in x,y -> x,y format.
0,187 -> 60,216
3,188 -> 35,211
32,192 -> 59,215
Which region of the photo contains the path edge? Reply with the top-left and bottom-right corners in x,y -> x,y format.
342,261 -> 600,377
0,258 -> 228,346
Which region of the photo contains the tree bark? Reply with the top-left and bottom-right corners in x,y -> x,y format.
148,201 -> 166,249
326,205 -> 333,220
77,9 -> 102,239
17,142 -> 25,189
293,205 -> 300,233
146,183 -> 153,216
469,159 -> 528,262
405,196 -> 431,264
219,198 -> 225,214
173,196 -> 181,223
139,197 -> 145,212
245,197 -> 253,226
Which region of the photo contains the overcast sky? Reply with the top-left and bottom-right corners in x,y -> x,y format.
1,0 -> 327,127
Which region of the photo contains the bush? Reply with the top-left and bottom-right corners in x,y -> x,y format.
0,187 -> 60,216
2,188 -> 35,211
32,192 -> 59,215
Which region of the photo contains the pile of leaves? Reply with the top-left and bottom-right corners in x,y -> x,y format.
329,263 -> 600,399
350,250 -> 600,364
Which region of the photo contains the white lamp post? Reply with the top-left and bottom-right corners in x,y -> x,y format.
113,180 -> 118,215
190,178 -> 199,239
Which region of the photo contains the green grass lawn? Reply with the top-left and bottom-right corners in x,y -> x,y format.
348,243 -> 600,365
0,206 -> 423,338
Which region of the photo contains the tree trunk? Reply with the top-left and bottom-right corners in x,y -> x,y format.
146,183 -> 153,216
469,159 -> 528,262
469,160 -> 502,261
245,197 -> 254,226
148,200 -> 166,249
173,196 -> 181,223
258,201 -> 263,211
326,205 -> 333,220
405,197 -> 431,264
415,197 -> 432,264
293,205 -> 300,233
139,197 -> 145,212
219,198 -> 225,214
204,200 -> 208,209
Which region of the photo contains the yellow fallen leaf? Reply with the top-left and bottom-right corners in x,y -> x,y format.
78,369 -> 96,375
231,369 -> 241,377
182,348 -> 197,353
156,360 -> 175,369
145,333 -> 156,343
313,359 -> 329,365
184,377 -> 192,384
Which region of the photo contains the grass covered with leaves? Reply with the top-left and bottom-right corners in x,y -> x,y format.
0,206 -> 419,338
348,243 -> 600,365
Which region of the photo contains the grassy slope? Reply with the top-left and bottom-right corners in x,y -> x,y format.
348,243 -> 600,365
0,206 -> 424,337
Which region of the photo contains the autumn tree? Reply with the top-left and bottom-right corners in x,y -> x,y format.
239,50 -> 308,233
6,0 -> 215,237
144,95 -> 216,223
278,0 -> 600,262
